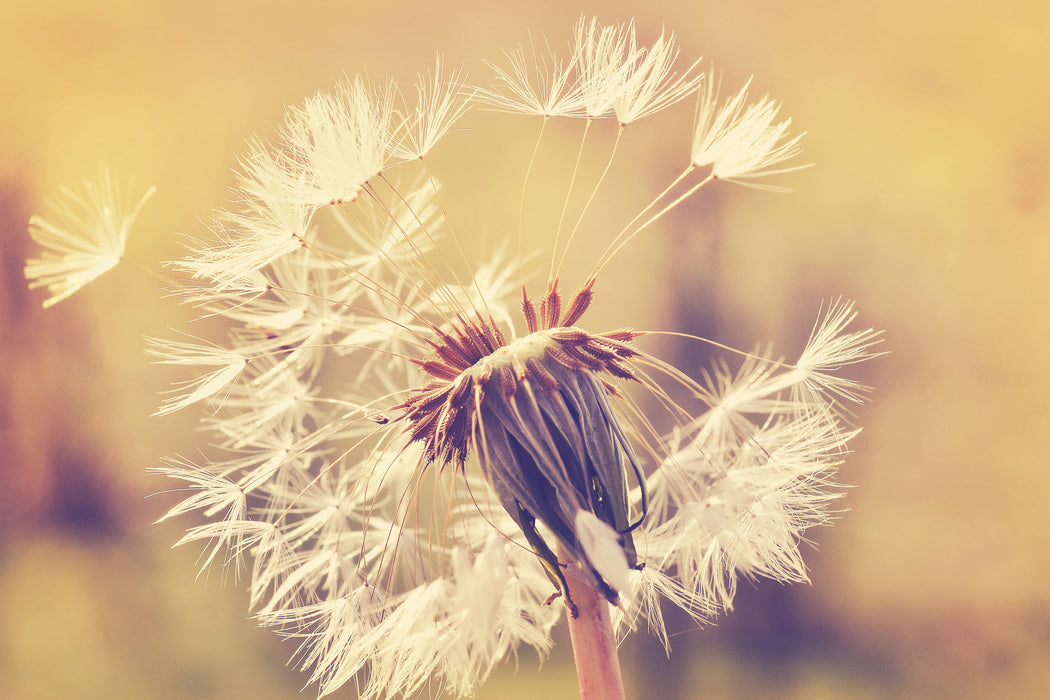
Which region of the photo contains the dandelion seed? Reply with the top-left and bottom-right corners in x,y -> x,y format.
574,16 -> 702,123
25,168 -> 154,308
691,68 -> 810,186
392,56 -> 474,160
282,76 -> 402,206
145,336 -> 248,416
478,42 -> 584,118
30,16 -> 881,700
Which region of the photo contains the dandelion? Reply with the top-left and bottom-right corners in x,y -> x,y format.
28,17 -> 880,700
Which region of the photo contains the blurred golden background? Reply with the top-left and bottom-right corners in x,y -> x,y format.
2,1 -> 1047,698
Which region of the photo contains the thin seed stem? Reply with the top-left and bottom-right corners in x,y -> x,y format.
518,117 -> 549,288
590,172 -> 716,280
549,118 -> 593,288
558,544 -> 626,700
120,255 -> 180,288
631,171 -> 716,240
554,123 -> 624,283
589,164 -> 695,278
419,160 -> 499,322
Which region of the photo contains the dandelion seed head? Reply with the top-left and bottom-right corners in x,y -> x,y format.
27,16 -> 882,699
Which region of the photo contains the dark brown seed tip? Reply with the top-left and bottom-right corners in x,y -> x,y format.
561,285 -> 594,327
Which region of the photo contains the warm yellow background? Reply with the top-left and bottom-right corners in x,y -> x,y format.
2,1 -> 1048,698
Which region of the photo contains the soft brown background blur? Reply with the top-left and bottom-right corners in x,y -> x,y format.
2,1 -> 1048,698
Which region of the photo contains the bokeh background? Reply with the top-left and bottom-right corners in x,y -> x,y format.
2,1 -> 1047,698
